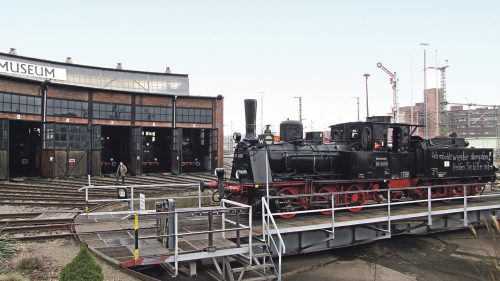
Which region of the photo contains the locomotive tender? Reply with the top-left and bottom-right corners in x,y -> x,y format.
204,99 -> 496,217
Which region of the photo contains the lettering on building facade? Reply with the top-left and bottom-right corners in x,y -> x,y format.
0,59 -> 67,80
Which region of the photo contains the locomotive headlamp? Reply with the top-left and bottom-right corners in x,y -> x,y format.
199,181 -> 207,192
214,168 -> 225,181
233,132 -> 242,143
116,187 -> 128,199
235,170 -> 248,183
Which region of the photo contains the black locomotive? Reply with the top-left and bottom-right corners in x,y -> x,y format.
204,99 -> 496,217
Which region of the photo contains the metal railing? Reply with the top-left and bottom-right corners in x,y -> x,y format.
81,199 -> 252,277
137,201 -> 252,276
78,179 -> 254,277
221,199 -> 253,264
264,182 -> 500,240
262,198 -> 286,281
78,181 -> 208,212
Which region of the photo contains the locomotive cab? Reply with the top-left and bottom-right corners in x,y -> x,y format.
330,119 -> 412,181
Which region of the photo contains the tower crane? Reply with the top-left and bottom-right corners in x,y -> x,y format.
429,61 -> 449,136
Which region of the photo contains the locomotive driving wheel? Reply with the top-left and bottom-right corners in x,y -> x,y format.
276,187 -> 300,219
416,182 -> 432,205
344,184 -> 366,212
316,185 -> 339,215
443,182 -> 460,203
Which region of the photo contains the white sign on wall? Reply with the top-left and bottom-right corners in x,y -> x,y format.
0,59 -> 67,80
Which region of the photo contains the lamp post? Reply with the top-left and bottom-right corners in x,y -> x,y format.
352,97 -> 360,121
259,92 -> 264,133
363,73 -> 370,118
420,43 -> 430,138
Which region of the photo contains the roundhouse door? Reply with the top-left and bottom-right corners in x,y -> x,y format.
171,128 -> 182,174
210,128 -> 218,172
0,120 -> 8,180
91,125 -> 101,176
130,126 -> 142,176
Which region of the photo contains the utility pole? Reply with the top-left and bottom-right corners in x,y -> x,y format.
420,43 -> 430,138
376,62 -> 398,122
496,106 -> 500,160
352,97 -> 360,121
293,96 -> 303,122
363,73 -> 370,118
259,93 -> 264,134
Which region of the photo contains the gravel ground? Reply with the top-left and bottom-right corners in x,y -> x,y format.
0,205 -> 80,214
0,239 -> 139,281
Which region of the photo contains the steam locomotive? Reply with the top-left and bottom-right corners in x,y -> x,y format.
203,99 -> 496,218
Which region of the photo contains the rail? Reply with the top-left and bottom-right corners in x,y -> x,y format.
265,182 -> 500,238
262,198 -> 286,281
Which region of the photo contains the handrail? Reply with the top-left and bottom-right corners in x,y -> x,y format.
221,199 -> 253,265
120,199 -> 251,276
266,182 -> 496,199
262,197 -> 286,281
261,181 -> 499,279
78,182 -> 196,191
79,180 -> 207,212
268,183 -> 499,217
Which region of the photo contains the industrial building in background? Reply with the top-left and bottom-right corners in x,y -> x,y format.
399,89 -> 500,159
0,50 -> 224,180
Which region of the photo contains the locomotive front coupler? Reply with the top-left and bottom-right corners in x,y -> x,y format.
199,168 -> 246,202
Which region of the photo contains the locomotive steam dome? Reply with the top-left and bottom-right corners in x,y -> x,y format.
280,120 -> 303,142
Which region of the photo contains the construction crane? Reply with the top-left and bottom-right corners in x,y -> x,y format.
429,61 -> 449,136
293,96 -> 304,123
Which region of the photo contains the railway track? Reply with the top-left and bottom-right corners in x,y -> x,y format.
0,172 -> 215,240
0,212 -> 78,240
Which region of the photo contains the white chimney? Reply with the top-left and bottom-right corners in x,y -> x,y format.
66,57 -> 73,64
9,48 -> 17,55
116,63 -> 123,69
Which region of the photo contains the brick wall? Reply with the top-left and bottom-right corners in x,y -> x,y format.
0,112 -> 41,121
177,97 -> 213,108
0,77 -> 39,96
47,116 -> 88,124
93,91 -> 131,104
136,95 -> 173,106
48,85 -> 88,101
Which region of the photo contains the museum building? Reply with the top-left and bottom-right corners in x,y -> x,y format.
0,50 -> 223,179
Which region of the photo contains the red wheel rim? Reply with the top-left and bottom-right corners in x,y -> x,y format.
317,185 -> 338,215
344,184 -> 366,212
277,187 -> 299,219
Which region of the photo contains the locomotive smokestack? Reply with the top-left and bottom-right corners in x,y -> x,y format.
244,99 -> 257,139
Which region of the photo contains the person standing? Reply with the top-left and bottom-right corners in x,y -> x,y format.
116,162 -> 127,184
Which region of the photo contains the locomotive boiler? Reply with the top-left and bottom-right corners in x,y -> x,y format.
203,99 -> 497,217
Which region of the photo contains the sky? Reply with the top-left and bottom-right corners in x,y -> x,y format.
2,0 -> 499,135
